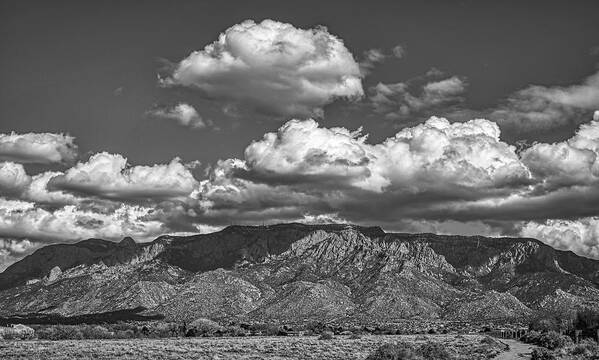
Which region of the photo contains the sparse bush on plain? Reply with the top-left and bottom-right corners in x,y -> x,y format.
318,331 -> 334,340
417,341 -> 454,359
365,342 -> 422,360
531,347 -> 556,360
187,318 -> 224,337
536,331 -> 573,350
365,341 -> 455,360
36,325 -> 84,340
570,339 -> 599,358
349,332 -> 362,339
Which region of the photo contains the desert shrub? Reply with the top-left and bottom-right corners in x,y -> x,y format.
318,331 -> 334,340
188,318 -> 224,337
349,332 -> 362,339
226,325 -> 247,337
81,325 -> 112,339
531,348 -> 556,360
115,329 -> 135,338
147,322 -> 179,338
521,330 -> 541,343
306,321 -> 327,334
570,339 -> 599,358
537,331 -> 573,350
417,341 -> 454,360
365,343 -> 422,360
2,332 -> 28,340
480,336 -> 509,351
36,325 -> 83,340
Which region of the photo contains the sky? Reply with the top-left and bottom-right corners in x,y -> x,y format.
1,0 -> 599,270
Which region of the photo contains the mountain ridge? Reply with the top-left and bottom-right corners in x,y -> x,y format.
1,223 -> 598,325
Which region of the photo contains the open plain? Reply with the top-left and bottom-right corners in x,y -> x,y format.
0,334 -> 510,360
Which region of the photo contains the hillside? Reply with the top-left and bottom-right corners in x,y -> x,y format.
1,223 -> 598,325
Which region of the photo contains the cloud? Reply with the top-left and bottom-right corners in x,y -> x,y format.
359,45 -> 406,75
521,217 -> 599,259
0,162 -> 81,205
0,238 -> 39,272
392,45 -> 406,59
161,19 -> 363,118
242,117 -> 527,193
489,69 -> 599,130
147,103 -> 208,129
0,132 -> 77,164
49,152 -> 199,201
370,72 -> 467,121
23,171 -> 79,205
520,119 -> 599,190
0,197 -> 168,245
0,162 -> 30,195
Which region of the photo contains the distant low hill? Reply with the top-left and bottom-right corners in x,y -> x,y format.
1,223 -> 598,325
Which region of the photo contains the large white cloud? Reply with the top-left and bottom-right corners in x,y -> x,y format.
243,117 -> 529,192
521,217 -> 599,259
0,132 -> 77,164
50,153 -> 199,201
162,19 -> 363,117
521,119 -> 599,189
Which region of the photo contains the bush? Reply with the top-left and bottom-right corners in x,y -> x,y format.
365,341 -> 455,360
570,339 -> 599,358
481,336 -> 509,351
531,348 -> 556,360
365,343 -> 422,360
36,325 -> 84,340
537,331 -> 573,350
188,318 -> 224,337
318,331 -> 334,340
418,342 -> 454,360
521,330 -> 573,350
349,332 -> 362,339
81,325 -> 112,339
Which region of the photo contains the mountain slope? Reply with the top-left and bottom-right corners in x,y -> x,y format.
0,224 -> 597,325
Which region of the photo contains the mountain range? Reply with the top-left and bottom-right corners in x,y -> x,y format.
1,223 -> 598,326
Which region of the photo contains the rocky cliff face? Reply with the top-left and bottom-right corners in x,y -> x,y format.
0,223 -> 597,325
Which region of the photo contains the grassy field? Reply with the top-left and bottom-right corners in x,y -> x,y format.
0,334 -> 506,360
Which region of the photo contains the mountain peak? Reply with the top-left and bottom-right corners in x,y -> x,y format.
119,237 -> 136,247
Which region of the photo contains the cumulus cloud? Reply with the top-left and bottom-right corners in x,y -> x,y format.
146,103 -> 208,129
521,217 -> 599,259
0,132 -> 77,164
49,153 -> 199,201
370,71 -> 467,121
521,119 -> 599,190
0,162 -> 30,195
242,117 -> 527,193
161,19 -> 363,118
489,69 -> 599,130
